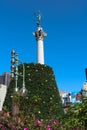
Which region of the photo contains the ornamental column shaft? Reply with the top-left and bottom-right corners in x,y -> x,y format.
33,27 -> 47,64
37,36 -> 44,64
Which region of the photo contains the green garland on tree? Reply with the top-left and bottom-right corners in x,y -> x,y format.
4,63 -> 64,119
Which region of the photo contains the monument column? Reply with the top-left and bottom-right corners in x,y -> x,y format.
33,13 -> 47,64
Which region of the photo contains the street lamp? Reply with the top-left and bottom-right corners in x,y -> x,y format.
11,49 -> 27,117
10,49 -> 27,96
20,63 -> 27,96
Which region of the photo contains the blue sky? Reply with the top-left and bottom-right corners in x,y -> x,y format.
0,0 -> 87,92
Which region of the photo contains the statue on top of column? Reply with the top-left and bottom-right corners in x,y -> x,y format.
34,11 -> 42,26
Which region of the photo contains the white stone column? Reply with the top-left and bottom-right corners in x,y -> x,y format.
33,27 -> 47,64
37,38 -> 44,64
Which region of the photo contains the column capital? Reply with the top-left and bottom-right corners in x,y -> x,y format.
33,27 -> 47,41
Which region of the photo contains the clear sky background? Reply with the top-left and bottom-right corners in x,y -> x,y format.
0,0 -> 87,92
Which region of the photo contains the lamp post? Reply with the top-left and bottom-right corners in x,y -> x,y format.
20,62 -> 27,96
11,49 -> 19,92
10,49 -> 27,117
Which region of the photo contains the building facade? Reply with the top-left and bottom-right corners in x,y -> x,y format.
0,72 -> 11,87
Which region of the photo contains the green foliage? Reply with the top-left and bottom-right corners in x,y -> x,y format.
4,63 -> 64,119
2,62 -> 87,129
0,110 -> 64,130
3,63 -> 87,129
61,98 -> 87,130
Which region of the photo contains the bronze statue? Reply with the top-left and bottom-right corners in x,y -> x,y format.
34,11 -> 42,26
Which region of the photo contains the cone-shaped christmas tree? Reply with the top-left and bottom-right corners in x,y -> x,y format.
4,63 -> 64,119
